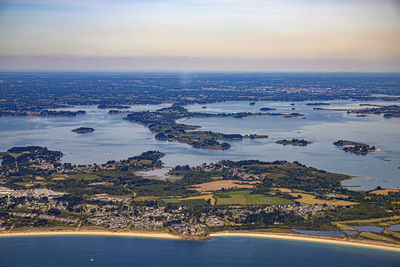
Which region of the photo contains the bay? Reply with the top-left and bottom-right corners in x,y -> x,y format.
0,236 -> 399,267
0,100 -> 399,190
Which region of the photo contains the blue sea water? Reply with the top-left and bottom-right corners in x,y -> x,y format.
343,231 -> 358,235
0,236 -> 399,267
0,100 -> 399,190
388,224 -> 400,231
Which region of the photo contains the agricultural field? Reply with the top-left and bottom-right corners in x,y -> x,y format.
215,190 -> 293,205
69,173 -> 101,181
180,194 -> 216,205
191,180 -> 259,193
369,189 -> 400,195
289,192 -> 356,206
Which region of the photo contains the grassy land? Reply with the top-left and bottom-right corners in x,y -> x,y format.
8,151 -> 30,158
333,216 -> 400,227
331,222 -> 356,231
216,190 -> 293,205
180,194 -> 215,205
69,173 -> 101,181
359,232 -> 399,243
133,196 -> 160,202
159,197 -> 181,203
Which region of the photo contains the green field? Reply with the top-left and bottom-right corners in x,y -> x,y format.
159,197 -> 181,203
133,196 -> 160,202
215,190 -> 293,205
69,173 -> 101,180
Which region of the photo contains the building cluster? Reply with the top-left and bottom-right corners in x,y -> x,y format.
0,186 -> 64,199
9,212 -> 78,224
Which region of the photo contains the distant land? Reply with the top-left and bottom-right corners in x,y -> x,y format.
1,73 -> 400,116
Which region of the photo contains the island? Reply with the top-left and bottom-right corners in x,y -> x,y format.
260,107 -> 276,111
306,103 -> 330,106
71,127 -> 95,134
276,139 -> 313,146
313,105 -> 400,118
354,105 -> 400,118
40,110 -> 86,117
1,146 -> 400,247
97,104 -> 130,109
333,140 -> 379,154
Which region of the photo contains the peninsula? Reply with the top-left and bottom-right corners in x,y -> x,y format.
124,105 -> 273,150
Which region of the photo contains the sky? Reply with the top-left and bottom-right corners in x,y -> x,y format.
0,0 -> 399,72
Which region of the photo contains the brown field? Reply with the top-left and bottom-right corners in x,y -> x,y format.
289,193 -> 357,206
271,188 -> 292,193
191,180 -> 259,192
370,189 -> 400,195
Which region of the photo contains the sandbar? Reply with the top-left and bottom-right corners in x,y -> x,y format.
211,232 -> 400,253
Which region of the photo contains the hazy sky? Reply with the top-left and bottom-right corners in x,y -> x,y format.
0,0 -> 399,71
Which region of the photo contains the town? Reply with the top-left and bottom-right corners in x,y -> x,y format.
1,146 -> 400,243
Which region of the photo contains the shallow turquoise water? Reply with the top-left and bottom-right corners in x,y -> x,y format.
0,236 -> 399,267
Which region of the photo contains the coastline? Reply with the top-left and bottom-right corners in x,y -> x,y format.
1,230 -> 400,253
0,230 -> 179,240
210,232 -> 400,253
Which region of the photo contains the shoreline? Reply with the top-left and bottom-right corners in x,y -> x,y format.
0,231 -> 179,240
211,232 -> 400,253
1,230 -> 400,252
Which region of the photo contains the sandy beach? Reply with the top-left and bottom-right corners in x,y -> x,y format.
0,230 -> 179,240
211,232 -> 400,253
1,230 -> 400,253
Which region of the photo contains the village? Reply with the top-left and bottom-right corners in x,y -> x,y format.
0,184 -> 332,237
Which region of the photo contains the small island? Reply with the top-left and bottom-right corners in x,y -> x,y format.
40,110 -> 86,117
276,139 -> 313,146
260,107 -> 276,111
333,140 -> 379,154
97,104 -> 130,109
306,103 -> 330,106
71,127 -> 95,134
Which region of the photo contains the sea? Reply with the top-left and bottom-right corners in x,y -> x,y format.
0,236 -> 399,267
0,100 -> 399,190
